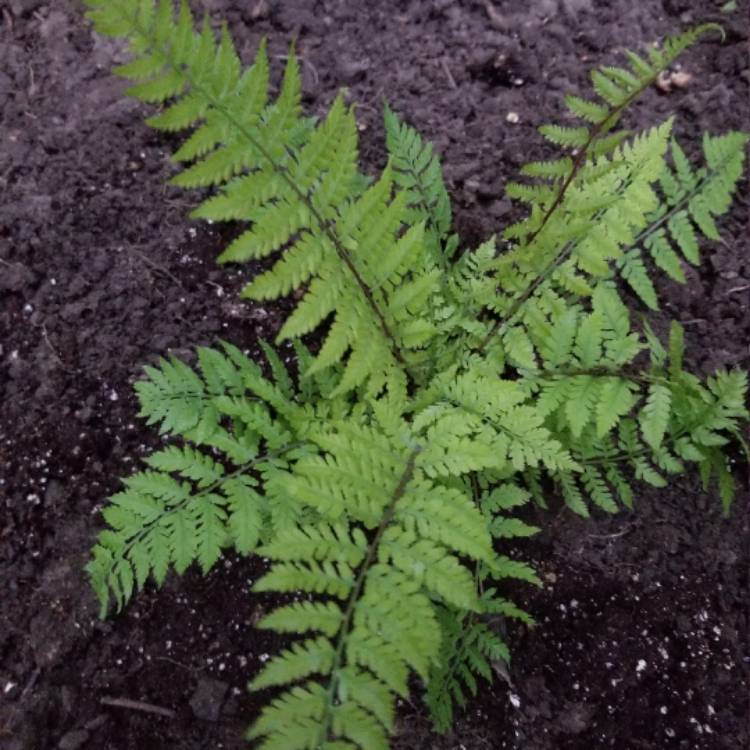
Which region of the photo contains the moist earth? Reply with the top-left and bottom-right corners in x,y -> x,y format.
0,0 -> 748,748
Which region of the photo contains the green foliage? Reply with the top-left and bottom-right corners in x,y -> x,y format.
85,0 -> 443,402
384,104 -> 455,269
248,420 -> 492,748
84,4 -> 748,748
618,132 -> 749,308
87,342 -> 319,617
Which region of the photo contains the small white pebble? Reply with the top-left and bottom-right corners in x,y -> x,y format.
506,111 -> 520,124
4,682 -> 16,694
636,659 -> 647,673
509,693 -> 521,708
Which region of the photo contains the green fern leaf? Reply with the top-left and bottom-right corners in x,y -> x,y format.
503,326 -> 538,370
633,457 -> 667,487
490,517 -> 539,538
384,105 -> 453,266
193,495 -> 227,572
250,637 -> 335,691
536,308 -> 578,367
667,211 -> 700,265
605,465 -> 634,508
538,124 -> 590,148
573,312 -> 603,368
623,49 -> 654,78
136,356 -> 208,434
591,70 -> 626,105
520,158 -> 573,180
144,445 -> 225,487
482,483 -> 532,513
580,466 -> 618,512
644,229 -> 685,282
564,94 -> 609,124
258,602 -> 344,638
246,683 -> 327,747
640,383 -> 672,450
618,249 -> 658,309
338,667 -> 395,731
596,378 -> 638,437
559,472 -> 589,516
223,478 -> 264,555
84,9 -> 749,747
563,375 -> 600,437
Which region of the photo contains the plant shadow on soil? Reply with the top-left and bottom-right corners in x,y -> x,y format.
0,0 -> 748,748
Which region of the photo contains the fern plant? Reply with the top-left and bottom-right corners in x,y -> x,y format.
84,2 -> 748,747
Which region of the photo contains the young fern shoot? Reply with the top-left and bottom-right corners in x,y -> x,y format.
84,1 -> 748,746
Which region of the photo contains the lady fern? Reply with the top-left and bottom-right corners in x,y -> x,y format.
619,132 -> 749,308
84,1 -> 748,747
87,0 -> 451,403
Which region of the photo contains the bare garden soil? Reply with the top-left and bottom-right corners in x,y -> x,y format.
1,0 -> 748,748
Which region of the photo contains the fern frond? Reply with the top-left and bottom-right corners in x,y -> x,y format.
250,417 -> 532,749
85,9 -> 749,747
543,361 -> 748,515
144,444 -> 224,487
617,250 -> 659,309
384,105 -> 453,267
425,487 -> 538,735
85,0 -> 446,395
640,383 -> 672,450
88,452 -> 265,616
87,341 -> 328,616
564,93 -> 609,124
520,157 -> 575,181
476,117 -> 674,357
135,355 -> 208,435
539,124 -> 590,149
472,27 -> 728,357
618,131 -> 748,307
426,607 -> 510,733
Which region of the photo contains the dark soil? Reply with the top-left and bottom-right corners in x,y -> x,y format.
1,0 -> 748,748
